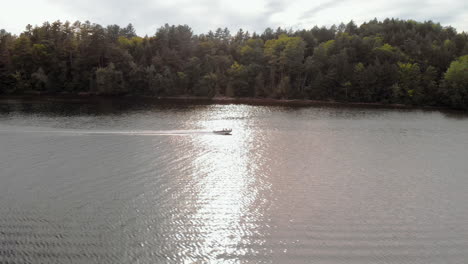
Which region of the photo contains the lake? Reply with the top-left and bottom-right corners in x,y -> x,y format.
1,98 -> 468,263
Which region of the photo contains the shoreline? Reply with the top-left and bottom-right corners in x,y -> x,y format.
0,94 -> 456,111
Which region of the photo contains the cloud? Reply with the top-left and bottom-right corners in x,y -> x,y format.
389,0 -> 467,27
43,0 -> 277,34
265,0 -> 287,17
294,0 -> 467,32
300,0 -> 347,20
1,0 -> 467,35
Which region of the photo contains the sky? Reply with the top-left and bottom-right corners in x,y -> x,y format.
1,0 -> 467,35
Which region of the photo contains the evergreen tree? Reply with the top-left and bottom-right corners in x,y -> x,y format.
0,18 -> 467,109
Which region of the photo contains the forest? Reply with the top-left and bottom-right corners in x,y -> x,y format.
0,19 -> 467,109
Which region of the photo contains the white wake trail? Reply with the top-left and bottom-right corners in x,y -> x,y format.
0,129 -> 212,136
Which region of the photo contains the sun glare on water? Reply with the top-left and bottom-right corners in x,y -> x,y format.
181,105 -> 269,262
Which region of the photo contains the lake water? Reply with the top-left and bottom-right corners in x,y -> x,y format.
1,98 -> 468,263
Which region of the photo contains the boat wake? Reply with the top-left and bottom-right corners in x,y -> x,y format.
0,128 -> 214,136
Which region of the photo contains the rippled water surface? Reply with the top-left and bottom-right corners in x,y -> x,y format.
1,98 -> 468,263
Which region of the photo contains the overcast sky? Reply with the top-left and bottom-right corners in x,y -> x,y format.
1,0 -> 467,35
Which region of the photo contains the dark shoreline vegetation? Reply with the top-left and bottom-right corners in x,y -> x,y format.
2,94 -> 463,113
1,19 -> 467,109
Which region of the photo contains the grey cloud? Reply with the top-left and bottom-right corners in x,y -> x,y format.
300,0 -> 346,20
297,0 -> 467,31
265,0 -> 286,16
45,0 -> 292,35
46,0 -> 231,34
241,0 -> 288,31
37,0 -> 468,35
374,0 -> 467,29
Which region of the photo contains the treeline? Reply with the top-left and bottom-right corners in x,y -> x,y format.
0,19 -> 467,108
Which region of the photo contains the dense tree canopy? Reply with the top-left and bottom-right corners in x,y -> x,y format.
0,19 -> 467,108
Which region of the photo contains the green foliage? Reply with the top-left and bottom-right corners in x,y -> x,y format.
196,73 -> 218,97
95,63 -> 125,95
394,62 -> 421,103
0,31 -> 15,93
1,18 -> 467,109
355,62 -> 365,72
373,43 -> 405,63
443,55 -> 468,108
322,40 -> 335,54
117,36 -> 143,49
377,43 -> 396,53
264,34 -> 305,95
12,36 -> 33,73
227,62 -> 250,97
445,55 -> 468,83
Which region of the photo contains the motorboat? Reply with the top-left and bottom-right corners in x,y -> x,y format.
213,128 -> 232,135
